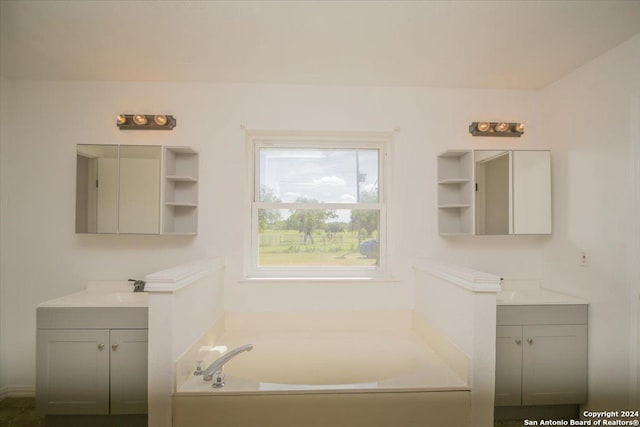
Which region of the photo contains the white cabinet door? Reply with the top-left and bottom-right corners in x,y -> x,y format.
110,329 -> 148,414
119,157 -> 160,234
495,326 -> 523,406
36,329 -> 110,414
522,324 -> 587,405
512,151 -> 552,234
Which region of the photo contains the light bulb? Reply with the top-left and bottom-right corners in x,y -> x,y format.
133,114 -> 148,125
515,123 -> 525,133
495,122 -> 509,132
477,122 -> 490,132
116,114 -> 127,125
154,115 -> 167,126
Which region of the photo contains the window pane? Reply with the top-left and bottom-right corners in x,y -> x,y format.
258,209 -> 380,267
259,148 -> 379,204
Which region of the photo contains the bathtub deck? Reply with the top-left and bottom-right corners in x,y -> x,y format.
176,329 -> 469,396
173,316 -> 472,427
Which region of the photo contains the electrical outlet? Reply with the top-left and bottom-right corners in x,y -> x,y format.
579,249 -> 591,267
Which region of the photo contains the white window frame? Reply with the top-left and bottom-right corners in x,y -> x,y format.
245,130 -> 391,279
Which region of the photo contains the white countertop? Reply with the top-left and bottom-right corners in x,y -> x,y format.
497,280 -> 588,306
38,281 -> 149,308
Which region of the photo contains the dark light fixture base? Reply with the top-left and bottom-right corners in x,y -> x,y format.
469,122 -> 524,137
117,114 -> 176,130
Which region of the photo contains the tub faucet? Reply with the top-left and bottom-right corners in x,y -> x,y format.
128,279 -> 146,292
201,344 -> 253,388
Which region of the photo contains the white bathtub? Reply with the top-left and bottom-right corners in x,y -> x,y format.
173,311 -> 471,427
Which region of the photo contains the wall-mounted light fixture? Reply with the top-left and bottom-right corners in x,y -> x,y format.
469,122 -> 524,137
116,114 -> 176,130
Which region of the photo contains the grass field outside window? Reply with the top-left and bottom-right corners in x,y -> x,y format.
247,131 -> 390,278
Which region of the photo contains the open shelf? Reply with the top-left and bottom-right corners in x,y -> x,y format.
166,175 -> 198,182
438,178 -> 470,185
163,147 -> 198,235
439,204 -> 471,209
438,150 -> 470,158
437,150 -> 473,235
164,146 -> 198,155
165,202 -> 197,207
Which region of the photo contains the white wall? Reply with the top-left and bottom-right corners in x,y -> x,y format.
0,79 -> 545,390
0,75 -> 10,396
633,88 -> 640,408
3,36 -> 639,411
145,259 -> 225,427
539,35 -> 640,409
3,36 -> 639,412
413,265 -> 499,427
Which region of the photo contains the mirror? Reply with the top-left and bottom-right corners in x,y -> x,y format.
76,145 -> 161,234
76,145 -> 119,233
474,150 -> 551,235
118,146 -> 161,234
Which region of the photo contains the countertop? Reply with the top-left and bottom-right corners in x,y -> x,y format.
38,281 -> 149,308
497,280 -> 588,306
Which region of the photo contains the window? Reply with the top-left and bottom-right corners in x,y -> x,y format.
247,131 -> 390,278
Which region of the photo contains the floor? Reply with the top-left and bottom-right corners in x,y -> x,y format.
0,397 -> 523,426
0,399 -> 43,427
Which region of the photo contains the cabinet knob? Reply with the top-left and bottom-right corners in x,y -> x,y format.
98,343 -> 105,350
515,338 -> 522,345
112,344 -> 119,351
527,338 -> 533,345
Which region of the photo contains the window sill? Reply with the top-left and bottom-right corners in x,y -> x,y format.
239,276 -> 399,284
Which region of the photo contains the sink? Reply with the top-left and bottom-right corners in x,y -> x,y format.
497,281 -> 587,306
38,281 -> 149,308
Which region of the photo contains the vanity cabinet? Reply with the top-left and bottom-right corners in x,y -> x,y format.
495,305 -> 587,407
36,307 -> 148,415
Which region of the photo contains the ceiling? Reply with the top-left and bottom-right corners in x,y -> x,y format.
1,0 -> 639,89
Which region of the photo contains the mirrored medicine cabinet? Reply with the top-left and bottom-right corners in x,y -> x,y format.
75,144 -> 199,235
437,149 -> 551,236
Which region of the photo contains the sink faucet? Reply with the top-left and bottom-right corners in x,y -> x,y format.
200,344 -> 253,388
128,279 -> 146,292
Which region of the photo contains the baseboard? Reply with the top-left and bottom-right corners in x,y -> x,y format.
494,404 -> 579,421
45,415 -> 147,427
0,385 -> 36,400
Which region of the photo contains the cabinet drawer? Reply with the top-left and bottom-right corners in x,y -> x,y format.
497,305 -> 587,326
37,307 -> 148,329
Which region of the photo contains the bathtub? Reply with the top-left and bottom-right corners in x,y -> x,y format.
173,311 -> 471,427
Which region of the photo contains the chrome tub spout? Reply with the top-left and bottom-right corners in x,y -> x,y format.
202,344 -> 253,388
